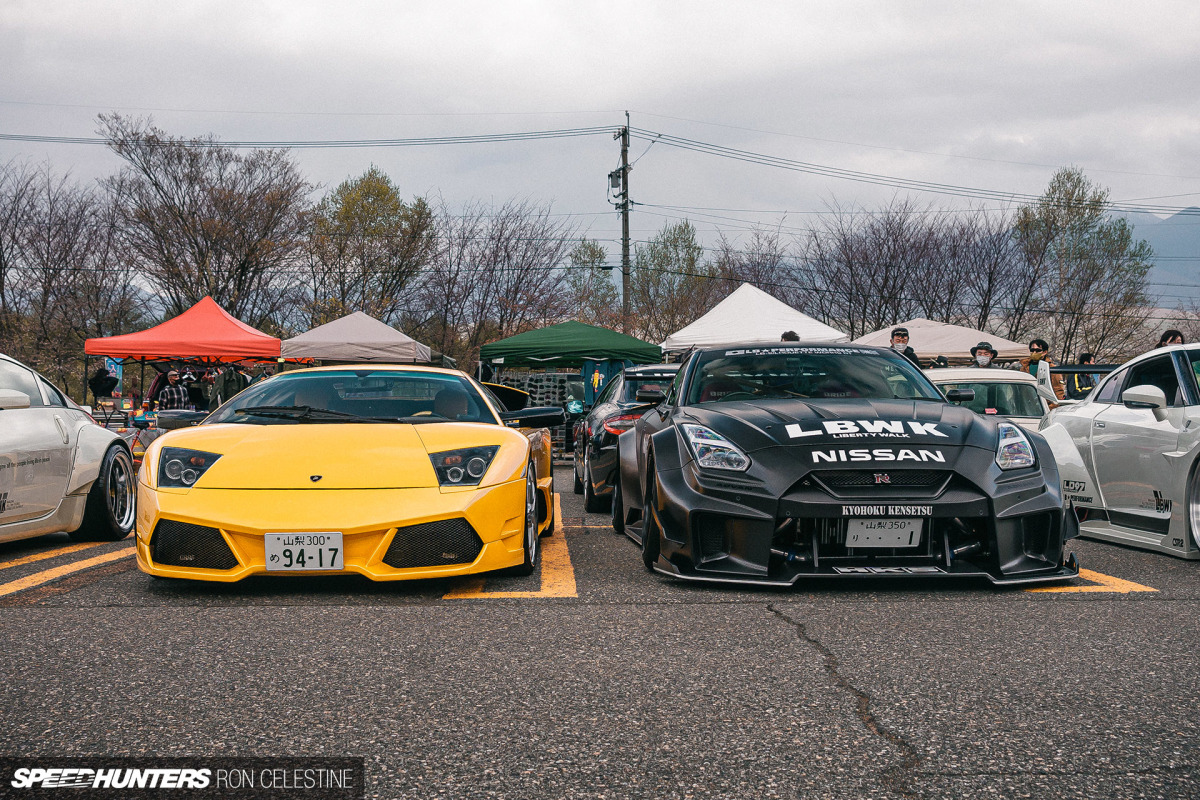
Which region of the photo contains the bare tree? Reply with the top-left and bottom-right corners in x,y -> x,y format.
628,220 -> 723,342
99,113 -> 311,328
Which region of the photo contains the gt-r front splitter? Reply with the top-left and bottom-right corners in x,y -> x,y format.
649,552 -> 1080,587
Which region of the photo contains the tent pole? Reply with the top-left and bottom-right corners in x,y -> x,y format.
140,359 -> 146,408
83,355 -> 89,405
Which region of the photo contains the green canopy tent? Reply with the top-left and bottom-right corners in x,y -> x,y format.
479,321 -> 661,369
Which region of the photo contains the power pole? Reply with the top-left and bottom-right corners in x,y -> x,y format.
607,112 -> 632,332
618,112 -> 631,332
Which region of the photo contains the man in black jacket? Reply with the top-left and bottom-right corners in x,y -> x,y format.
890,327 -> 921,367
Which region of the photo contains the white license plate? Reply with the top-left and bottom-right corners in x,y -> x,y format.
265,532 -> 344,571
846,518 -> 923,548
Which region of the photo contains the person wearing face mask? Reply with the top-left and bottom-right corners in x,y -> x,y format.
1018,338 -> 1065,402
889,326 -> 921,367
970,341 -> 998,368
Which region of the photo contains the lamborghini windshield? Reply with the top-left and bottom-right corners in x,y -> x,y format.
687,347 -> 942,404
206,370 -> 500,425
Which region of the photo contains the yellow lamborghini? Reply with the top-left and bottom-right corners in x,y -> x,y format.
135,366 -> 563,582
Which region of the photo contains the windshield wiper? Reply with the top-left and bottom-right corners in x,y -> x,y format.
234,405 -> 390,423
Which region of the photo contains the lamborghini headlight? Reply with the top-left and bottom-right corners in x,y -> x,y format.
430,446 -> 499,486
158,447 -> 223,488
681,423 -> 751,471
995,422 -> 1036,470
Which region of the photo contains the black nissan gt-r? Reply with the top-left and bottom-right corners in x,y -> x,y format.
615,342 -> 1079,586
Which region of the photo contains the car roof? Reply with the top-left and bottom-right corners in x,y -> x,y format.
686,341 -> 887,356
924,367 -> 1036,384
625,363 -> 680,375
276,364 -> 470,378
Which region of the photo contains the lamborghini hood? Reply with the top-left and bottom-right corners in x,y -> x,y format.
148,422 -> 524,490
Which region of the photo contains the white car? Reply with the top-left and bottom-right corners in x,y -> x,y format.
925,367 -> 1050,432
1038,343 -> 1200,559
0,354 -> 136,544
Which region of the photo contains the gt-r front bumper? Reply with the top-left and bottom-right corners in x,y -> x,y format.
135,478 -> 532,582
646,452 -> 1080,587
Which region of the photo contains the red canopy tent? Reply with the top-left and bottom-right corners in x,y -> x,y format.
85,296 -> 281,362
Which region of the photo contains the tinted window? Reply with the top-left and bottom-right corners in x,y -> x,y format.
0,359 -> 44,407
623,376 -> 673,402
594,376 -> 621,406
39,378 -> 67,407
940,381 -> 1043,417
1093,368 -> 1127,404
687,348 -> 941,405
1125,355 -> 1183,406
206,370 -> 498,425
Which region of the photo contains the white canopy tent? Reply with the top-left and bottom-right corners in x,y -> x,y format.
661,283 -> 848,351
853,318 -> 1026,365
282,311 -> 433,363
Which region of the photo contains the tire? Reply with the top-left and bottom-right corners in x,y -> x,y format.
510,465 -> 541,576
70,445 -> 136,542
583,452 -> 607,513
611,474 -> 626,535
573,456 -> 583,494
641,472 -> 661,572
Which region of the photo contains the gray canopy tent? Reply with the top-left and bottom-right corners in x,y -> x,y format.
282,312 -> 434,363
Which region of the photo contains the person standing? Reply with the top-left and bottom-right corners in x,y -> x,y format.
781,330 -> 800,342
889,327 -> 921,367
1018,339 -> 1065,402
1067,353 -> 1097,400
970,342 -> 998,368
156,369 -> 190,411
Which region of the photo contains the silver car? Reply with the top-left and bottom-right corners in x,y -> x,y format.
1039,343 -> 1200,559
0,354 -> 135,544
925,367 -> 1051,433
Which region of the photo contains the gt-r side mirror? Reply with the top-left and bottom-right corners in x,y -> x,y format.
635,388 -> 666,404
944,388 -> 975,403
1122,384 -> 1169,421
501,406 -> 567,429
0,389 -> 31,410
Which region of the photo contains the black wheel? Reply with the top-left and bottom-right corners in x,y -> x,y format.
573,452 -> 584,494
70,445 -> 136,542
611,474 -> 626,535
641,472 -> 661,572
582,451 -> 607,513
510,466 -> 540,576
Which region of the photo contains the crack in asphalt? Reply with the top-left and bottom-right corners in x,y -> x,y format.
767,602 -> 923,800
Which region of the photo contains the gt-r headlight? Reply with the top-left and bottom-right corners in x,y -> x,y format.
158,447 -> 223,488
996,422 -> 1036,470
681,423 -> 751,471
430,446 -> 499,486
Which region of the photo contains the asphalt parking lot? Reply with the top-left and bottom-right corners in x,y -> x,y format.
1,465 -> 1198,799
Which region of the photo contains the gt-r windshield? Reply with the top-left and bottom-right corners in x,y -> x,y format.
687,347 -> 942,404
206,370 -> 500,425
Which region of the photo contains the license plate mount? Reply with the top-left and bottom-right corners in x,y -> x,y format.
845,518 -> 923,549
265,532 -> 344,571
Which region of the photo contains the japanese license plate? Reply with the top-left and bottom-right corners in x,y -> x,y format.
846,518 -> 922,549
265,532 -> 344,571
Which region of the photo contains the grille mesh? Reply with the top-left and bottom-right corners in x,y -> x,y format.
817,470 -> 949,488
150,519 -> 239,569
382,519 -> 484,569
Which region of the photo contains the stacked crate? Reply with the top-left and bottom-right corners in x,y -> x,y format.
498,371 -> 577,458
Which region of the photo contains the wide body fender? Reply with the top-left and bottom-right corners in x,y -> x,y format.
66,424 -> 126,496
1037,419 -> 1095,506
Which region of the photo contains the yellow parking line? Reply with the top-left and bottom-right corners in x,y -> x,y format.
443,494 -> 577,599
0,547 -> 134,598
0,542 -> 106,572
1027,568 -> 1158,593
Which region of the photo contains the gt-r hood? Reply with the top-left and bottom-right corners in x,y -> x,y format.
149,422 -> 524,489
678,399 -> 999,453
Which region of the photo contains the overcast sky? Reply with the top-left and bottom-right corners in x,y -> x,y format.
3,0 -> 1198,265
